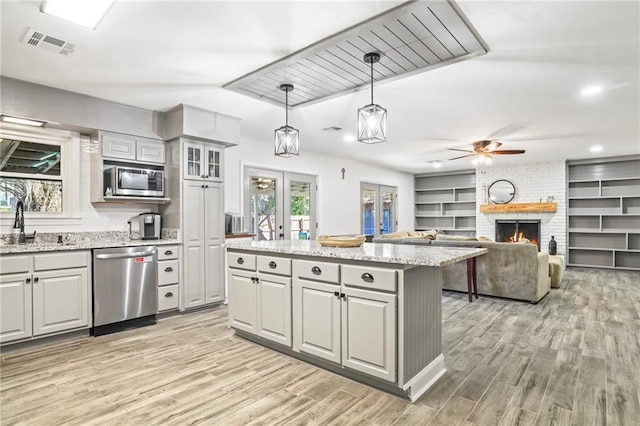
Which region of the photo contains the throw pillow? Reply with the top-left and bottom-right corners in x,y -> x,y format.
478,236 -> 493,242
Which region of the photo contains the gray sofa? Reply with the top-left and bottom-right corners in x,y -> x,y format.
373,237 -> 550,303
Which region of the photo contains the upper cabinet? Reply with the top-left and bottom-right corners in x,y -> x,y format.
100,131 -> 165,164
183,140 -> 222,181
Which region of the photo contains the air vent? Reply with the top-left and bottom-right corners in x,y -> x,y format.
21,28 -> 76,56
323,126 -> 343,132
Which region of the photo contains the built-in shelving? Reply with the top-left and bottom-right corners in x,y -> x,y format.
414,170 -> 476,236
567,156 -> 640,270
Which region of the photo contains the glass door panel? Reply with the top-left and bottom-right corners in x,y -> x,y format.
381,186 -> 396,235
361,184 -> 377,237
186,145 -> 201,178
206,148 -> 221,179
285,173 -> 317,240
249,176 -> 279,241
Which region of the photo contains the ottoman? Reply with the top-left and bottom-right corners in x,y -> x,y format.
548,255 -> 565,288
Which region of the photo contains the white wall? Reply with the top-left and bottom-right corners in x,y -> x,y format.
224,136 -> 414,235
476,161 -> 567,254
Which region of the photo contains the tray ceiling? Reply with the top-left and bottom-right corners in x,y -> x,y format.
224,0 -> 488,108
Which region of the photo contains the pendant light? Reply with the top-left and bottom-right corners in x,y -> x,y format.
274,84 -> 299,157
357,52 -> 387,144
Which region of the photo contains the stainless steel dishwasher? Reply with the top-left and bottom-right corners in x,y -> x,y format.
93,246 -> 157,335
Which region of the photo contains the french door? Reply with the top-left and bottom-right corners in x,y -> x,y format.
244,167 -> 317,241
361,182 -> 397,238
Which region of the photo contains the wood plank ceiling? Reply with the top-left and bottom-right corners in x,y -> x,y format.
224,0 -> 488,108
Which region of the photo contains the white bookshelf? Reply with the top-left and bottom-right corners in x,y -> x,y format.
414,170 -> 476,235
567,156 -> 640,270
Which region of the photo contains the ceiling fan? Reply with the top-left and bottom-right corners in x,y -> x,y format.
448,140 -> 525,165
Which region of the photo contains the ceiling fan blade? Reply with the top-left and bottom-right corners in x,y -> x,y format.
447,148 -> 473,153
492,150 -> 526,155
448,154 -> 477,160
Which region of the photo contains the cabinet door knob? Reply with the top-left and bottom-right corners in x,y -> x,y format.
26,278 -> 31,284
165,292 -> 173,298
340,293 -> 346,299
361,273 -> 374,283
205,185 -> 209,188
205,175 -> 210,179
164,267 -> 173,272
237,257 -> 244,265
334,291 -> 340,297
268,261 -> 277,269
200,175 -> 205,178
34,277 -> 39,284
311,266 -> 321,275
201,184 -> 205,188
164,250 -> 173,256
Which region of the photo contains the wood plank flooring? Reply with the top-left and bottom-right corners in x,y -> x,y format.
1,268 -> 639,425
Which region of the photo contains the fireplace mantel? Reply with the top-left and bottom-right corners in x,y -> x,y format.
479,202 -> 557,213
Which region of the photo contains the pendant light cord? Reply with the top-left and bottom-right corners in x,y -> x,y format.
370,60 -> 374,105
285,89 -> 289,126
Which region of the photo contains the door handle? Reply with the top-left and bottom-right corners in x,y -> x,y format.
361,273 -> 374,283
164,267 -> 173,272
311,266 -> 321,275
268,261 -> 277,269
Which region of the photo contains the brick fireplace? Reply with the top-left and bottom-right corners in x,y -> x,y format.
495,219 -> 541,251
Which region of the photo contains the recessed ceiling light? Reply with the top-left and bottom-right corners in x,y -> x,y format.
433,162 -> 442,168
41,0 -> 116,30
581,85 -> 603,97
590,145 -> 603,153
343,135 -> 356,142
0,115 -> 46,127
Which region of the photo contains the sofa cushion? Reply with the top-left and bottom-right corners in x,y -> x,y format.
379,231 -> 409,239
436,234 -> 478,242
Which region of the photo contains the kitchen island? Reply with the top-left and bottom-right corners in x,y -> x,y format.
226,240 -> 486,402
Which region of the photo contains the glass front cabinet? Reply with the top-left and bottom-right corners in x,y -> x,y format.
183,141 -> 223,181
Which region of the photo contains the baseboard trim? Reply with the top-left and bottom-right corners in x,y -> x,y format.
403,354 -> 446,403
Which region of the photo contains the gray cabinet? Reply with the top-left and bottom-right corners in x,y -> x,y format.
100,131 -> 165,164
567,156 -> 640,270
183,181 -> 224,309
414,170 -> 476,235
0,251 -> 91,344
157,245 -> 180,312
183,141 -> 222,181
292,260 -> 398,383
0,272 -> 32,343
227,253 -> 292,346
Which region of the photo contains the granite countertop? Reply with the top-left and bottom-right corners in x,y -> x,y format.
0,238 -> 181,255
226,240 -> 487,267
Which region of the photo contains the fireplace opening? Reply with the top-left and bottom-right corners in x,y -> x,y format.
495,219 -> 541,251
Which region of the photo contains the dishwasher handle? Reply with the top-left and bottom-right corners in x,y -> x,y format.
95,250 -> 155,260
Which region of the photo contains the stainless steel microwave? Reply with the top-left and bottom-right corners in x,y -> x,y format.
104,165 -> 164,197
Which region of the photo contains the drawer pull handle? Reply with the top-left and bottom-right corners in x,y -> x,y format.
361,273 -> 374,283
164,250 -> 173,256
165,292 -> 174,298
164,267 -> 173,272
311,266 -> 321,275
237,257 -> 244,265
268,261 -> 277,269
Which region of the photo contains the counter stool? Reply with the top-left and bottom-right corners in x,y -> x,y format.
466,255 -> 478,302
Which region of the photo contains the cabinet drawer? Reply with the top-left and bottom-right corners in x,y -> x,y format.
158,246 -> 179,261
228,252 -> 256,271
0,255 -> 30,274
342,264 -> 397,292
257,255 -> 291,276
158,260 -> 179,285
294,259 -> 339,283
158,284 -> 179,311
34,251 -> 88,272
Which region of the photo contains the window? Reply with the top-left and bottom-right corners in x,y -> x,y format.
0,124 -> 79,218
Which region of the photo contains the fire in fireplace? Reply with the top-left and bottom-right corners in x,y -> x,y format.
495,219 -> 541,251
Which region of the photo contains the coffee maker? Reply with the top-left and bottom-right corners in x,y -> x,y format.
128,213 -> 161,240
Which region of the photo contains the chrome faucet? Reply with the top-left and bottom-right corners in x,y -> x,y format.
13,201 -> 36,244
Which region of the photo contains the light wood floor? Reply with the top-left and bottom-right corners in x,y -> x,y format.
1,268 -> 639,425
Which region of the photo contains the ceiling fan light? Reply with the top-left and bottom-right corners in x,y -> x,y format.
274,125 -> 299,158
357,103 -> 387,144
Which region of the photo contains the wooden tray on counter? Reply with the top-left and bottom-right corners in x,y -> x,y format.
317,235 -> 366,247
